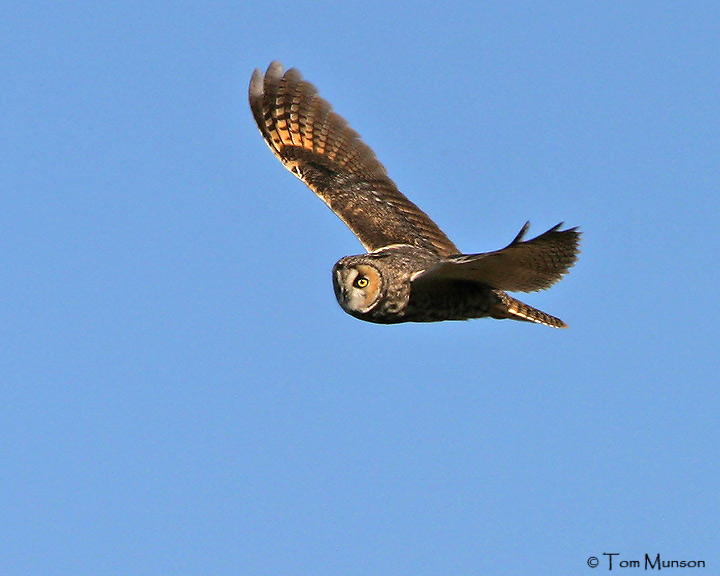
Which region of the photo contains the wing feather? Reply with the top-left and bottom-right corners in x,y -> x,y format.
249,62 -> 459,256
413,223 -> 580,293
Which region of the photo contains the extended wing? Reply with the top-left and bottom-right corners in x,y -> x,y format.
249,61 -> 459,256
412,222 -> 580,292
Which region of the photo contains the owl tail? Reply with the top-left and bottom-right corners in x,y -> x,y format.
492,292 -> 568,329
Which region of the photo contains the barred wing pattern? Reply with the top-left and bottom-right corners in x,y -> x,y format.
249,61 -> 459,256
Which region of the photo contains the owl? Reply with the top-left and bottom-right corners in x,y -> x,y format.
249,62 -> 580,327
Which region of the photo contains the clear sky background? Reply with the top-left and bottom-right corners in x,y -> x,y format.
3,2 -> 719,575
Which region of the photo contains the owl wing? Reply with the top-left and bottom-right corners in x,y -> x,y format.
249,61 -> 459,256
412,222 -> 580,292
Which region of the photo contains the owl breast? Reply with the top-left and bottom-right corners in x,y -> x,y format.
405,280 -> 496,322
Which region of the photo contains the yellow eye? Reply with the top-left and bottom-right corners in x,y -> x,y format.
353,276 -> 369,289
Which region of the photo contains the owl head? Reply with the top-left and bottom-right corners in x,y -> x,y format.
332,258 -> 384,317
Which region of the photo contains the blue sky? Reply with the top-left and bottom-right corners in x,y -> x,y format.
3,2 -> 719,575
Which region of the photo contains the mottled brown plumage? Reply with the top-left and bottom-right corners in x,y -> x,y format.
249,62 -> 580,327
249,61 -> 458,256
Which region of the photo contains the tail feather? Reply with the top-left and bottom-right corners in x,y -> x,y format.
492,292 -> 567,329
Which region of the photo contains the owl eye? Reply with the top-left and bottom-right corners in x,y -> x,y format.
353,275 -> 369,289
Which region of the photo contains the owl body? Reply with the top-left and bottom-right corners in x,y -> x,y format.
250,62 -> 581,328
333,245 -> 501,324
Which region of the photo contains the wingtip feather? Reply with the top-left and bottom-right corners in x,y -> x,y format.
248,69 -> 264,103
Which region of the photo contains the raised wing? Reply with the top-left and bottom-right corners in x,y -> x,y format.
413,222 -> 580,292
249,61 -> 459,256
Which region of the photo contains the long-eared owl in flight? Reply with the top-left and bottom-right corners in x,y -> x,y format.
249,62 -> 580,327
